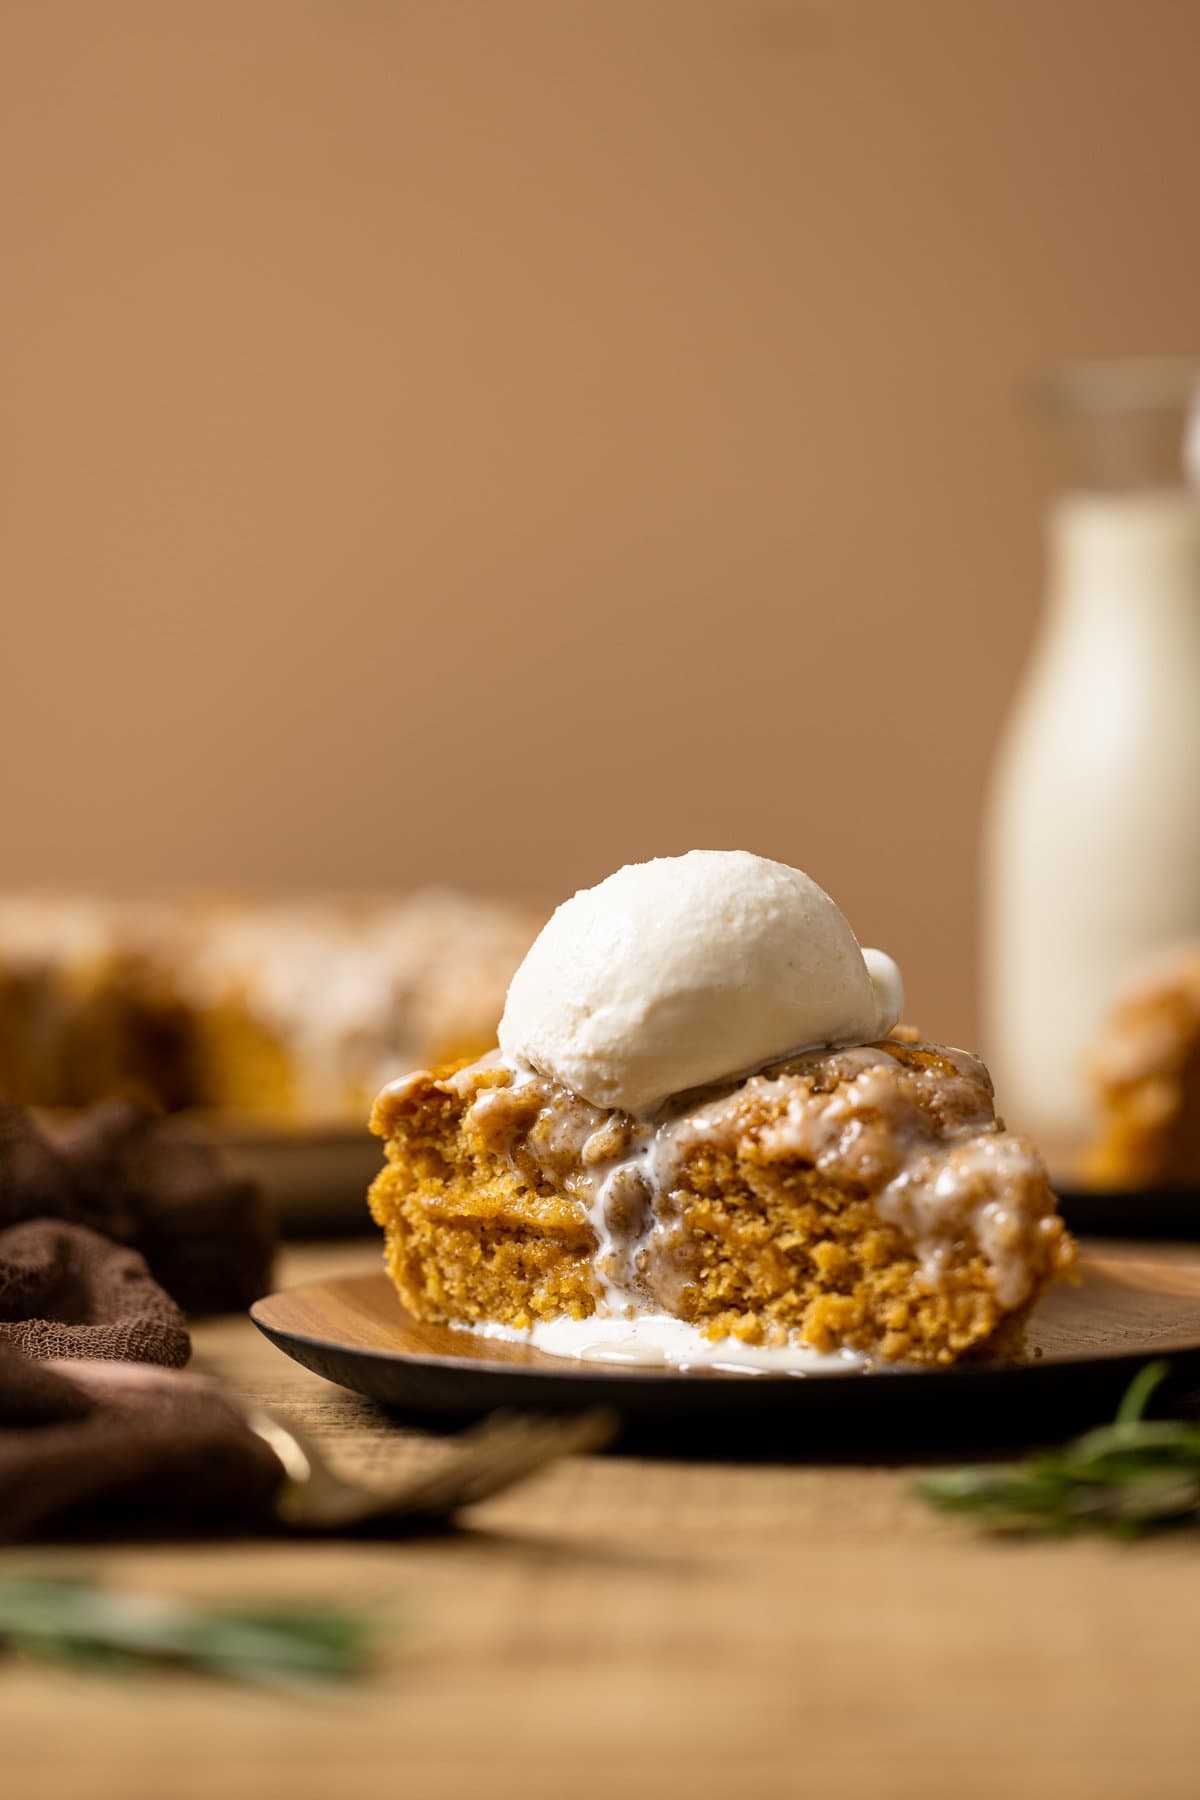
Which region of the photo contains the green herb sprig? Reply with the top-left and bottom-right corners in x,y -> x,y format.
918,1362 -> 1200,1538
0,1575 -> 380,1688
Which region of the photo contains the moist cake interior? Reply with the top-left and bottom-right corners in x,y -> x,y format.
369,1038 -> 1075,1366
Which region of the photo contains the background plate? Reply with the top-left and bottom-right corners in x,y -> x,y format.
212,1123 -> 381,1234
1054,1185 -> 1200,1240
1044,1141 -> 1200,1241
251,1249 -> 1200,1446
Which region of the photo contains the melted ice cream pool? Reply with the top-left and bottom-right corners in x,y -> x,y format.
470,1314 -> 870,1374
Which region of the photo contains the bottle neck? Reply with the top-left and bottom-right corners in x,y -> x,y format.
1046,490 -> 1200,642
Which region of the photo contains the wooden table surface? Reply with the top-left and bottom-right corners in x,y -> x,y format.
6,1236 -> 1200,1800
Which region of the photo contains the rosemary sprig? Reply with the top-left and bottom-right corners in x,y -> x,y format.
918,1361 -> 1200,1538
0,1575 -> 380,1688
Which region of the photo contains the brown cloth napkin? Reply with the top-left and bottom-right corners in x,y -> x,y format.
0,1099 -> 283,1540
0,1218 -> 189,1365
0,1346 -> 283,1540
0,1099 -> 276,1316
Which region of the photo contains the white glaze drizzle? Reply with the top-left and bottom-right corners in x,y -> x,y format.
449,1041 -> 1056,1326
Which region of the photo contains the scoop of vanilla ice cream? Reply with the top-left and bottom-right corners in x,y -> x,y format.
498,850 -> 904,1115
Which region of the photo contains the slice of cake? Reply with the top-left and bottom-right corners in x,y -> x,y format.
170,892 -> 542,1124
0,898 -> 135,1107
1082,944 -> 1200,1188
0,892 -> 540,1126
369,852 -> 1074,1368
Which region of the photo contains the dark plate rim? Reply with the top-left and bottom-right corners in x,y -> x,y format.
249,1264 -> 1200,1390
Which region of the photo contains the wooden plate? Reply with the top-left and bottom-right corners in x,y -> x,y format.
251,1248 -> 1200,1443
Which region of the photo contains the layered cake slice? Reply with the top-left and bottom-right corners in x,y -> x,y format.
369,852 -> 1075,1369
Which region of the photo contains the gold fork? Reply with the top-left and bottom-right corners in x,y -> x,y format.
49,1357 -> 615,1534
245,1404 -> 616,1532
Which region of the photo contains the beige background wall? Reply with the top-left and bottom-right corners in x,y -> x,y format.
2,0 -> 1198,1047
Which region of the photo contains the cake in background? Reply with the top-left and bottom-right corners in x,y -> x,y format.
370,852 -> 1075,1369
1082,944 -> 1200,1188
0,892 -> 540,1127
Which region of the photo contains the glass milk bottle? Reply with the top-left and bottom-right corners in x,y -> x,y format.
984,360 -> 1200,1144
